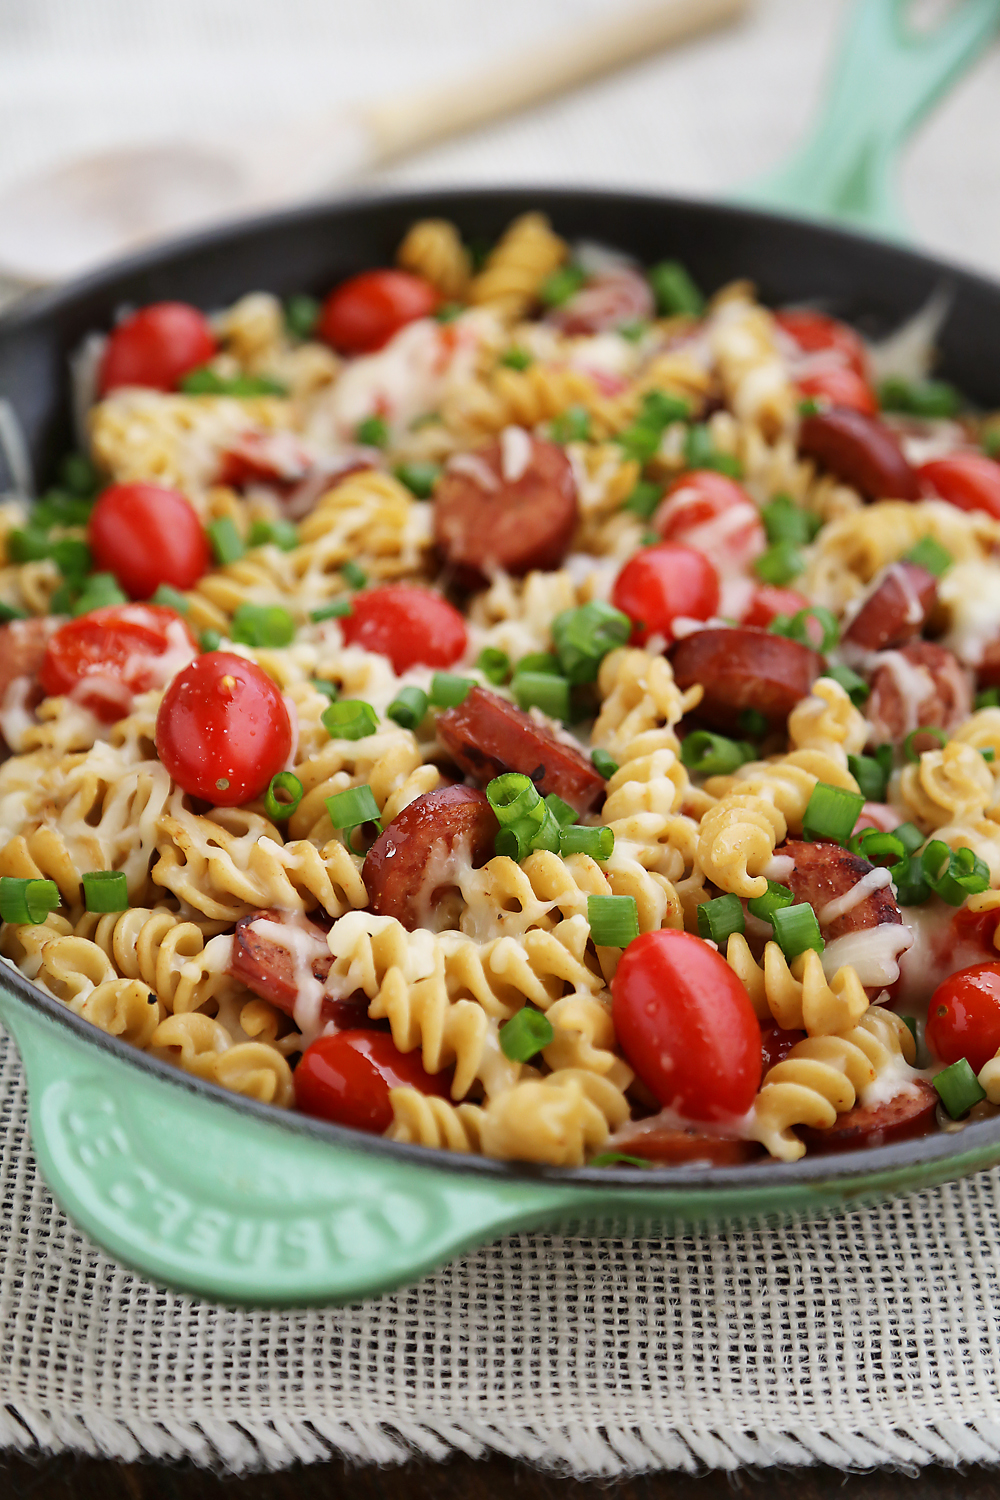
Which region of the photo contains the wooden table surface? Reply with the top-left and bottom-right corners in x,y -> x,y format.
2,1452 -> 998,1498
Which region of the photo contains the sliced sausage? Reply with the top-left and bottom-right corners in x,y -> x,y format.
434,435 -> 578,584
0,616 -> 57,743
602,1119 -> 763,1165
761,1023 -> 807,1074
782,840 -> 902,941
865,640 -> 972,744
363,785 -> 499,933
547,268 -> 655,336
230,909 -> 362,1025
841,561 -> 936,653
799,407 -> 919,501
798,1078 -> 938,1154
437,685 -> 605,812
975,638 -> 1000,690
668,626 -> 822,732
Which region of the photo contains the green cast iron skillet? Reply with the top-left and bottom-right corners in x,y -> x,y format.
2,187 -> 1000,1306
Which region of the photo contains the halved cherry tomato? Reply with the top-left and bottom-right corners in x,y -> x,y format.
654,470 -> 766,576
98,302 -> 216,395
612,929 -> 762,1122
925,963 -> 1000,1075
339,585 -> 467,674
797,365 -> 878,416
294,1029 -> 451,1134
918,453 -> 1000,521
611,542 -> 719,646
88,482 -> 210,599
39,603 -> 198,723
741,584 -> 810,628
317,270 -> 439,355
775,309 -> 868,378
155,651 -> 292,805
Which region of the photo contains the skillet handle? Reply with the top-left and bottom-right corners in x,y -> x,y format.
0,992 -> 577,1305
740,0 -> 1000,236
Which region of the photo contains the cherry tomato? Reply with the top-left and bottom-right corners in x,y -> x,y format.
612,929 -> 762,1122
317,270 -> 439,355
611,542 -> 719,646
155,651 -> 292,805
655,470 -> 766,575
88,482 -> 210,600
741,584 -> 810,628
760,1023 -> 805,1075
294,1029 -> 451,1134
918,453 -> 1000,521
950,903 -> 1000,959
925,963 -> 1000,1075
775,309 -> 868,378
797,366 -> 878,416
98,302 -> 216,394
338,585 -> 467,674
39,604 -> 198,723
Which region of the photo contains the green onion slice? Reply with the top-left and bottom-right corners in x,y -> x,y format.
903,535 -> 952,577
893,822 -> 924,856
559,825 -> 614,860
550,405 -> 591,444
311,678 -> 339,701
264,772 -> 303,822
802,782 -> 865,845
322,700 -> 378,741
551,601 -> 632,685
591,749 -> 619,779
771,902 -> 824,959
544,794 -> 577,828
755,540 -> 804,586
476,646 -> 511,685
589,1152 -> 654,1169
393,462 -> 440,499
386,686 -> 429,730
511,671 -> 570,721
310,599 -> 352,622
761,494 -> 814,546
150,584 -> 189,613
0,876 -> 60,925
622,480 -> 663,520
975,688 -> 1000,710
355,415 -> 388,448
487,773 -> 544,828
889,854 -> 931,906
326,784 -> 382,832
680,731 -> 751,778
904,727 -> 949,762
746,880 -> 795,926
199,629 -> 222,652
587,894 -> 640,948
517,652 -> 561,676
772,606 -> 838,653
230,602 -> 296,648
72,573 -> 127,616
847,829 -> 906,866
248,518 -> 298,551
921,841 -> 991,905
738,708 -> 769,740
696,893 -> 745,945
499,1006 -> 554,1062
82,870 -> 128,913
847,752 -> 888,803
934,1057 -> 986,1120
430,673 -> 475,708
647,259 -> 704,316
207,516 -> 244,565
285,294 -> 320,340
341,560 -> 368,589
828,664 -> 870,707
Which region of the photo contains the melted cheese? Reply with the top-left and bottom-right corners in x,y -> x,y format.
446,451 -> 500,491
248,915 -> 329,1040
818,866 -> 893,926
938,559 -> 1000,668
820,923 -> 914,986
499,425 -> 532,484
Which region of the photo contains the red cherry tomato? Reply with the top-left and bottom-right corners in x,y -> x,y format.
155,651 -> 292,806
654,470 -> 766,576
918,453 -> 1000,521
294,1029 -> 451,1134
39,604 -> 197,723
88,482 -> 210,600
317,270 -> 439,355
797,365 -> 878,416
775,309 -> 868,378
611,542 -> 719,646
98,302 -> 216,394
338,585 -> 467,674
741,584 -> 810,628
925,963 -> 1000,1075
612,929 -> 762,1122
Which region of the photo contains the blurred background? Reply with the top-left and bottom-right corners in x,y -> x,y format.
0,0 -> 998,279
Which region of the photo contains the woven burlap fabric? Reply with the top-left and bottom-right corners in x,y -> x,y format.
2,1029 -> 1000,1477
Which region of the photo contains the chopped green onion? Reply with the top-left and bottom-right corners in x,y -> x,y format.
848,829 -> 906,866
934,1057 -> 986,1119
386,686 -> 429,730
680,730 -> 750,777
393,462 -> 440,499
746,880 -> 795,925
285,294 -> 320,340
847,752 -> 889,803
696,893 -> 745,945
231,602 -> 296,648
200,629 -> 222,652
430,672 -> 475,708
903,535 -> 952,577
0,876 -> 60,925
0,602 -> 27,622
486,772 -> 544,829
587,893 -> 640,948
264,772 -> 303,822
761,494 -> 814,546
326,783 -> 382,833
755,540 -> 804,586
983,748 -> 996,763
72,573 -> 126,615
499,346 -> 532,370
207,516 -> 244,565
550,405 -> 591,444
904,726 -> 949,762
828,664 -> 870,707
545,794 -> 577,828
890,853 -> 930,905
181,367 -> 287,397
684,424 -> 742,477
622,480 -> 664,520
322,700 -> 378,741
799,397 -> 820,418
494,819 -> 538,861
517,652 -> 561,676
476,646 -> 511,685
901,1015 -> 918,1044
616,422 -> 662,464
8,529 -> 53,563
511,671 -> 570,721
648,259 -> 704,316
150,584 -> 189,613
499,1006 -> 554,1062
341,561 -> 368,590
60,452 -> 101,496
771,902 -> 824,959
50,538 -> 91,578
82,870 -> 128,913
893,822 -> 924,856
773,605 -> 838,653
617,392 -> 689,462
355,415 -> 388,448
984,430 -> 1000,460
528,806 -> 563,854
31,492 -> 93,530
802,782 -> 865,844
589,1152 -> 654,1169
976,688 -> 1000,710
551,600 -> 632,684
738,708 -> 769,740
641,528 -> 660,547
248,518 -> 298,551
559,824 -> 614,860
310,599 -> 353,622
539,264 -> 585,307
619,321 -> 648,343
435,302 -> 464,323
921,841 -> 991,905
310,678 -> 339,701
878,375 -> 962,419
592,749 -> 618,779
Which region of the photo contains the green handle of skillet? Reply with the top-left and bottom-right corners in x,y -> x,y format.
739,0 -> 1000,238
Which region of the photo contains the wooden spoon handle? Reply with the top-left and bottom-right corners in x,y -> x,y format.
363,0 -> 750,165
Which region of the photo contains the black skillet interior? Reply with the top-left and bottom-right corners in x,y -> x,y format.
2,184 -> 1000,1192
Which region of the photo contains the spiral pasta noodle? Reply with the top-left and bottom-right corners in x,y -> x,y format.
725,934 -> 869,1036
898,740 -> 995,830
467,213 -> 568,319
397,218 -> 472,301
476,1069 -> 631,1166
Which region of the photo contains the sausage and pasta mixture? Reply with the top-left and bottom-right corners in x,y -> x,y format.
3,211 -> 1000,1169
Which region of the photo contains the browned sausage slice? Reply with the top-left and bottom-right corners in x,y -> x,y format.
668,626 -> 822,732
363,785 -> 499,932
437,685 -> 605,812
865,641 -> 972,744
434,435 -> 578,584
231,909 -> 332,1014
975,638 -> 1000,689
601,1120 -> 763,1165
547,268 -> 655,336
782,840 -> 902,941
0,616 -> 56,722
841,561 -> 936,652
798,1078 -> 938,1154
799,407 -> 919,501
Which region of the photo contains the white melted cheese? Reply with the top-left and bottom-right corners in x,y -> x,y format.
818,866 -> 893,927
866,649 -> 933,734
821,923 -> 914,986
446,451 -> 499,491
248,915 -> 329,1040
499,425 -> 532,484
937,559 -> 1000,668
0,676 -> 36,752
763,854 -> 796,883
